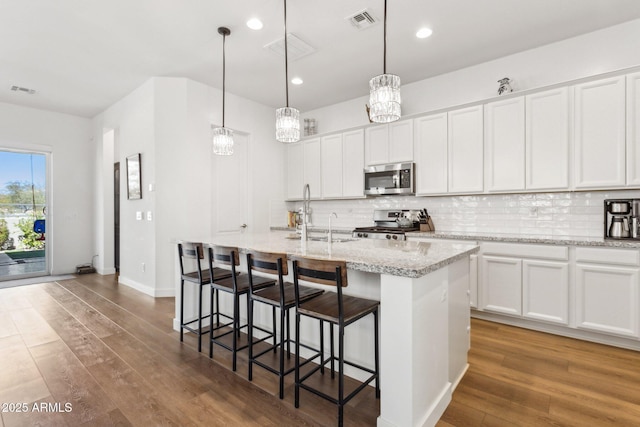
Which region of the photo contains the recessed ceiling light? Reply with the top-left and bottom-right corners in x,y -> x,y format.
246,18 -> 263,30
416,27 -> 433,39
291,77 -> 303,85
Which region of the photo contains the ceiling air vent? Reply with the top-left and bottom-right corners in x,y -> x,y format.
346,8 -> 377,30
10,85 -> 36,95
265,33 -> 315,61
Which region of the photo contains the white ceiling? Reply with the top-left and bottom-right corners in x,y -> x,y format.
2,0 -> 640,118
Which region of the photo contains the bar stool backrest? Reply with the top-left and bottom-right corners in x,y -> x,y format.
209,245 -> 240,266
246,250 -> 287,298
290,256 -> 348,287
178,241 -> 205,278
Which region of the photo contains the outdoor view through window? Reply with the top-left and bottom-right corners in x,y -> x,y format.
0,150 -> 46,280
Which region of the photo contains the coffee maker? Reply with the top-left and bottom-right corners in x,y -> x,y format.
604,199 -> 640,240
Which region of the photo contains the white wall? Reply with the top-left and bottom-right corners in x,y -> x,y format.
92,77 -> 284,297
0,102 -> 93,274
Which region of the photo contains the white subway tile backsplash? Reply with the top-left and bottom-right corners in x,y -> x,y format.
271,190 -> 640,238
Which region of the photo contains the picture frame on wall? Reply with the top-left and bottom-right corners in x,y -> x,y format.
126,153 -> 142,200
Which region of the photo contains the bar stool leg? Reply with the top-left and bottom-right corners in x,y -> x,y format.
232,293 -> 239,371
294,311 -> 301,408
279,308 -> 286,399
209,285 -> 215,358
338,323 -> 345,427
374,309 -> 380,398
197,284 -> 203,352
330,323 -> 335,378
286,309 -> 291,358
179,279 -> 185,342
319,320 -> 325,374
248,297 -> 254,381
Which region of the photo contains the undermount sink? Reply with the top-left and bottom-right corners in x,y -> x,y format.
285,234 -> 356,243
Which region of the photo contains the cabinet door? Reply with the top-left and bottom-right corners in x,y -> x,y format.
414,113 -> 448,194
448,106 -> 484,193
480,255 -> 522,316
342,129 -> 365,198
303,138 -> 322,198
365,125 -> 389,166
286,142 -> 304,200
526,88 -> 570,190
469,254 -> 478,309
389,119 -> 414,163
485,97 -> 525,192
574,76 -> 626,189
320,134 -> 343,198
627,72 -> 640,186
575,263 -> 639,338
522,260 -> 569,325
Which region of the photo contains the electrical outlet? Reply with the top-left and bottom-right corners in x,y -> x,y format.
147,211 -> 153,221
528,207 -> 538,218
136,211 -> 142,220
141,262 -> 145,272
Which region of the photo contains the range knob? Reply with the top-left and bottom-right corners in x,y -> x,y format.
357,233 -> 363,238
392,235 -> 398,240
363,233 -> 368,238
386,234 -> 391,240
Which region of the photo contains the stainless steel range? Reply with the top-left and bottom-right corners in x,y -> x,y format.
352,209 -> 419,241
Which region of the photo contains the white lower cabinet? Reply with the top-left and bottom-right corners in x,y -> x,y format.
522,260 -> 569,324
575,247 -> 640,338
479,242 -> 570,324
480,255 -> 522,315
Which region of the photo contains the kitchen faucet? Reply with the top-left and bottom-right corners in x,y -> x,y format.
328,212 -> 337,243
301,184 -> 311,241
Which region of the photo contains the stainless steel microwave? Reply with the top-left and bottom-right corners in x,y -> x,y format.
363,162 -> 414,196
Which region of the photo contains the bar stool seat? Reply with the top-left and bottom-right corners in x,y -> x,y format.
177,241 -> 237,353
292,256 -> 380,427
246,250 -> 324,399
207,245 -> 276,371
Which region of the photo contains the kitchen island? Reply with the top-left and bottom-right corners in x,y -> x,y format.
176,231 -> 479,427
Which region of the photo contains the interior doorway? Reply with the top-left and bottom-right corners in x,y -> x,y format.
0,149 -> 48,281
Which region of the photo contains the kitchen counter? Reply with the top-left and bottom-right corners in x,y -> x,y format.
196,230 -> 479,278
177,230 -> 477,427
407,230 -> 640,248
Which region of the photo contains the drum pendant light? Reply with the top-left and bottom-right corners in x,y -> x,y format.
369,0 -> 401,123
213,26 -> 234,155
275,0 -> 300,143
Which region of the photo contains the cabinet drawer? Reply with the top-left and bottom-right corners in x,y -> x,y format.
482,242 -> 568,260
575,247 -> 640,266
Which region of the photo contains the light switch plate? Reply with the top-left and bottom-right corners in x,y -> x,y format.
147,211 -> 153,221
136,211 -> 142,220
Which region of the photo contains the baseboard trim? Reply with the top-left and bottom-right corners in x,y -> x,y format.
118,276 -> 175,298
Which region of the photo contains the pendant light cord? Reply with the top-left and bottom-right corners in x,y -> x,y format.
284,0 -> 290,107
383,0 -> 387,74
222,31 -> 227,127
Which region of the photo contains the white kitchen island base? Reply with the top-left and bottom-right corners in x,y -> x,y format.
378,257 -> 470,427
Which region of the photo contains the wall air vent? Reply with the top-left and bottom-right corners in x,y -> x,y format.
265,33 -> 315,61
346,8 -> 377,30
10,85 -> 36,95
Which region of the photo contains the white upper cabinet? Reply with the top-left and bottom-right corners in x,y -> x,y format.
484,97 -> 525,192
303,137 -> 322,198
525,87 -> 570,190
627,72 -> 640,186
365,120 -> 413,166
342,129 -> 365,198
286,142 -> 304,200
414,113 -> 448,195
574,76 -> 626,189
448,105 -> 484,193
320,134 -> 343,199
389,120 -> 414,163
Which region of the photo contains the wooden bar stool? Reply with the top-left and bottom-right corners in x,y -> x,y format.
177,241 -> 235,352
207,245 -> 276,371
246,250 -> 324,399
291,256 -> 380,427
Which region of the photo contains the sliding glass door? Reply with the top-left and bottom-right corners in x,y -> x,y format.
0,150 -> 48,281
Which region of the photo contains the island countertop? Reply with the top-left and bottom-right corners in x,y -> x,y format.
191,231 -> 479,279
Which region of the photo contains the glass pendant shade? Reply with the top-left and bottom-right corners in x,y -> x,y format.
275,106 -> 300,143
369,73 -> 401,123
212,126 -> 234,155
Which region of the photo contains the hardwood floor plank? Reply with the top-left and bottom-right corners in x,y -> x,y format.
9,307 -> 59,348
1,396 -> 70,427
80,408 -> 132,427
28,339 -> 118,425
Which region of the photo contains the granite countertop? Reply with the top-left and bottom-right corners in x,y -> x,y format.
407,231 -> 640,248
199,231 -> 479,278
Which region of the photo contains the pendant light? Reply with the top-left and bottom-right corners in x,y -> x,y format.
213,26 -> 234,155
369,0 -> 401,123
275,0 -> 300,143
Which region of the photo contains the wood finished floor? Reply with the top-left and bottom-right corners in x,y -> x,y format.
0,274 -> 639,426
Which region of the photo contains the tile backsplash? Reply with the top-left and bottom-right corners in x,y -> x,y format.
273,190 -> 640,237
